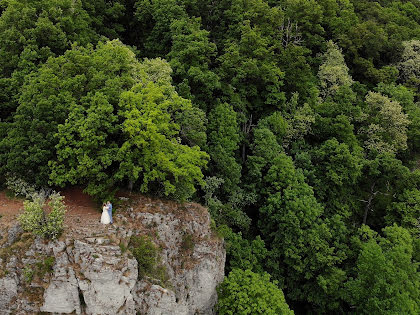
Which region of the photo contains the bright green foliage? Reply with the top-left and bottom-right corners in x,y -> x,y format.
208,103 -> 241,197
116,80 -> 209,200
345,225 -> 419,314
18,192 -> 67,240
217,268 -> 294,315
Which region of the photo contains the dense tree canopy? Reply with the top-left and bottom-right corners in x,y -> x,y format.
1,0 -> 419,312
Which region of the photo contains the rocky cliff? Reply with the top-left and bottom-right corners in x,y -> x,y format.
0,196 -> 225,314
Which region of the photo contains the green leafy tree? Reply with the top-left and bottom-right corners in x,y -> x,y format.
81,0 -> 125,39
48,51 -> 208,200
217,268 -> 294,315
311,138 -> 363,216
132,0 -> 187,56
376,83 -> 420,152
168,16 -> 220,111
318,41 -> 353,99
397,40 -> 420,95
0,0 -> 97,121
115,80 -> 209,200
218,225 -> 267,274
259,153 -> 346,310
207,103 -> 241,197
361,92 -> 410,156
345,224 -> 420,314
2,40 -> 139,186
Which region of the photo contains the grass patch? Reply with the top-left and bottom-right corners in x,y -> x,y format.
181,232 -> 195,252
34,256 -> 55,279
23,266 -> 34,282
119,242 -> 127,253
128,235 -> 170,287
0,232 -> 33,263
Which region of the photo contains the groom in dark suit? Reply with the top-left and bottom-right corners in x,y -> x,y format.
107,201 -> 113,224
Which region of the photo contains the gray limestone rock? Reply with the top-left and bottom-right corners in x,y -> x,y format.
134,283 -> 189,315
0,276 -> 18,312
6,223 -> 23,246
40,252 -> 81,314
134,209 -> 225,315
73,240 -> 138,315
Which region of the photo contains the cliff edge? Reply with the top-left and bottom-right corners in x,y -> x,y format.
0,194 -> 225,314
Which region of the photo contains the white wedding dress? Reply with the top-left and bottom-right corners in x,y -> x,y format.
100,206 -> 111,224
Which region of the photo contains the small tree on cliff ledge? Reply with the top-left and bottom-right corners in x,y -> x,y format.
18,193 -> 67,240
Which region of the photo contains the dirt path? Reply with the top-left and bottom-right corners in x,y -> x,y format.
0,191 -> 24,228
0,187 -> 101,230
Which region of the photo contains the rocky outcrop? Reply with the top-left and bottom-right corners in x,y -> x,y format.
131,209 -> 225,315
73,239 -> 137,315
0,198 -> 225,315
40,243 -> 81,314
0,276 -> 18,313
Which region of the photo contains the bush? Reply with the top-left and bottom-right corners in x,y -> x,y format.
6,175 -> 36,199
18,192 -> 66,239
128,235 -> 169,286
217,269 -> 294,315
6,175 -> 55,200
181,232 -> 195,252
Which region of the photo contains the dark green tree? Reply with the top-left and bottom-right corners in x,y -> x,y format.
207,103 -> 241,197
1,40 -> 140,186
345,224 -> 419,314
168,16 -> 220,111
259,153 -> 346,311
0,0 -> 97,121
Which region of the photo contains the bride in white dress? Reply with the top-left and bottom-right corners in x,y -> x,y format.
100,203 -> 111,224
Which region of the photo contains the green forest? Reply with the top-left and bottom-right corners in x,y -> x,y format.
0,0 -> 419,313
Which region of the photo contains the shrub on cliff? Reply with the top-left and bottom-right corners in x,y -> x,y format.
18,192 -> 66,240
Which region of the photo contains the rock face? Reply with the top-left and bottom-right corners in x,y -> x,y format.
73,239 -> 137,315
131,207 -> 225,315
0,276 -> 18,312
0,198 -> 225,315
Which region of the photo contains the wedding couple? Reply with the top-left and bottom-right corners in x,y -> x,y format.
100,201 -> 113,225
